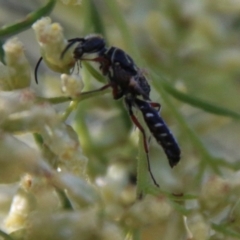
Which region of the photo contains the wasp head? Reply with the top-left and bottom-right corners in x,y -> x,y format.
61,34 -> 106,61
74,35 -> 106,59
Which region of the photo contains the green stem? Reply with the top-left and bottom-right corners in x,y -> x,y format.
0,0 -> 57,37
61,87 -> 110,121
136,132 -> 150,197
61,100 -> 78,122
104,0 -> 138,56
132,229 -> 141,240
83,0 -> 106,37
161,81 -> 240,120
55,188 -> 73,210
211,223 -> 240,238
0,230 -> 14,240
36,85 -> 110,106
151,76 -> 221,176
33,132 -> 44,146
36,96 -> 71,104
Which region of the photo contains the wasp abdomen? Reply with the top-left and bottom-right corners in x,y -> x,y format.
135,98 -> 181,167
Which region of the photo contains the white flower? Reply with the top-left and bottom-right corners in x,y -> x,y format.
32,17 -> 75,74
61,73 -> 84,97
3,38 -> 31,89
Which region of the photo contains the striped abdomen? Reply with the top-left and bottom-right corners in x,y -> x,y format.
134,98 -> 181,167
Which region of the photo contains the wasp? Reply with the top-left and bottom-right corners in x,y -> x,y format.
35,34 -> 181,187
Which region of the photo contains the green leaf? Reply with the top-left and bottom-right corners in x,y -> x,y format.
83,62 -> 106,83
212,223 -> 240,238
161,81 -> 240,120
104,0 -> 137,56
86,0 -> 106,37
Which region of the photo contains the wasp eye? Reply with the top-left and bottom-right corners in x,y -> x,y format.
73,47 -> 84,59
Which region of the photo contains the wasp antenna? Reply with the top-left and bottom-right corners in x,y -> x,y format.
60,38 -> 85,60
60,41 -> 76,60
34,57 -> 43,84
67,37 -> 85,42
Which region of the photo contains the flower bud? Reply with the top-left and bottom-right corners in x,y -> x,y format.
100,222 -> 124,240
185,213 -> 210,240
32,17 -> 75,74
27,209 -> 102,240
2,102 -> 59,133
199,175 -> 232,214
126,195 -> 173,227
3,38 -> 31,89
23,175 -> 61,212
0,132 -> 51,183
61,73 -> 84,97
4,177 -> 37,232
40,124 -> 88,178
0,62 -> 11,91
96,164 -> 130,205
0,89 -> 35,123
0,88 -> 35,118
50,172 -> 99,207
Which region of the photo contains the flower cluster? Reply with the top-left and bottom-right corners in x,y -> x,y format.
0,0 -> 240,238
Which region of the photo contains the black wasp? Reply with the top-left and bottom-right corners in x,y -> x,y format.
35,34 -> 181,187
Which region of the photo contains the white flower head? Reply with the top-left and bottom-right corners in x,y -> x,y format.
32,17 -> 75,74
3,38 -> 31,89
61,73 -> 84,97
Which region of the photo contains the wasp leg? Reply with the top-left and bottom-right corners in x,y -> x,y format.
134,98 -> 181,168
125,99 -> 160,188
149,102 -> 161,112
111,82 -> 124,100
79,83 -> 112,97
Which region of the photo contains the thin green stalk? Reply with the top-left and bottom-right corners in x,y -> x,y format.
55,188 -> 73,210
104,0 -> 138,56
36,96 -> 71,104
136,132 -> 151,197
132,229 -> 141,240
83,62 -> 107,84
61,87 -> 111,121
74,119 -> 107,175
74,102 -> 107,171
33,132 -> 44,147
151,75 -> 221,176
211,223 -> 240,238
0,230 -> 14,240
61,100 -> 78,122
0,0 -> 57,37
83,0 -> 106,37
161,80 -> 240,120
0,39 -> 5,64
